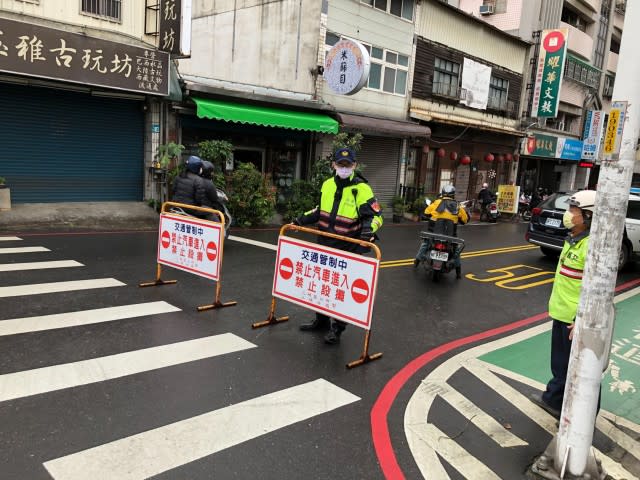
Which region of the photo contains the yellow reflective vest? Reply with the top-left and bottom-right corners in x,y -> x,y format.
548,233 -> 589,323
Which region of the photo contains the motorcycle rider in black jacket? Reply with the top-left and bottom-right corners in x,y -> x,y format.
172,156 -> 207,215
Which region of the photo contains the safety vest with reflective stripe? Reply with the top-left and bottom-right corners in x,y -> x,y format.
548,234 -> 589,323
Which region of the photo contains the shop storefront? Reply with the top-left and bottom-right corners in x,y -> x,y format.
0,17 -> 169,203
518,133 -> 586,193
178,96 -> 339,205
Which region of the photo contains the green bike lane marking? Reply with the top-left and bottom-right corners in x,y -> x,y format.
479,287 -> 640,425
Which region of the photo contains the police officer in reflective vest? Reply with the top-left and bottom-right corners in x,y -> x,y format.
531,189 -> 598,418
294,148 -> 383,345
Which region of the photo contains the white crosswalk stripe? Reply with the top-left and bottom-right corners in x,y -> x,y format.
0,301 -> 180,337
0,236 -> 22,241
0,260 -> 83,272
0,278 -> 124,298
0,246 -> 49,254
0,333 -> 257,402
43,379 -> 360,480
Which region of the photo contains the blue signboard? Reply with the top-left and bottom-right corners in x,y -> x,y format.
557,138 -> 583,161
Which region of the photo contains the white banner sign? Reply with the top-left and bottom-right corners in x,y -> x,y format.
272,236 -> 379,330
157,213 -> 223,281
581,110 -> 604,161
460,58 -> 492,110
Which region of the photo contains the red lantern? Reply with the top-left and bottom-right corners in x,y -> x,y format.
505,153 -> 513,162
450,151 -> 458,161
436,148 -> 446,158
497,154 -> 505,162
484,153 -> 494,163
422,144 -> 430,154
460,155 -> 471,165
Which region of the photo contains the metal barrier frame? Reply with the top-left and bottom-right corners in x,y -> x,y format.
253,224 -> 382,369
139,201 -> 237,311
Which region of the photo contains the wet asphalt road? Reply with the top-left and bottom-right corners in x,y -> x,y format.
1,220 -> 638,480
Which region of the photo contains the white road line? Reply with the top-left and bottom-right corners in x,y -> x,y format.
0,260 -> 84,272
43,379 -> 360,480
0,278 -> 124,298
228,234 -> 277,251
0,301 -> 180,337
0,236 -> 22,241
422,379 -> 527,448
0,333 -> 256,402
0,246 -> 49,254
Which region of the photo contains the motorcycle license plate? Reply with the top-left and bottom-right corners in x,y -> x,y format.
430,250 -> 449,261
545,217 -> 561,228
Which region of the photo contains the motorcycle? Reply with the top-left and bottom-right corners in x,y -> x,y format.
169,187 -> 233,239
518,194 -> 532,221
415,218 -> 465,282
480,201 -> 499,223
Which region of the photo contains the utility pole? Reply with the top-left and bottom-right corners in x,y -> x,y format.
530,1 -> 639,478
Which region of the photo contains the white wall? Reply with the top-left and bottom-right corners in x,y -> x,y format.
321,0 -> 414,120
179,0 -> 322,95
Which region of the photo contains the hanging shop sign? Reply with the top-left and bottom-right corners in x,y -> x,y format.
0,17 -> 169,95
324,39 -> 370,95
521,134 -> 583,161
158,0 -> 192,57
531,29 -> 569,118
555,137 -> 583,161
581,110 -> 604,161
460,58 -> 492,110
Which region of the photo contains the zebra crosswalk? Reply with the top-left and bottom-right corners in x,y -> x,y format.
0,236 -> 360,478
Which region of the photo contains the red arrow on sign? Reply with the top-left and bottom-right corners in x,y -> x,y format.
206,241 -> 218,261
161,230 -> 171,249
279,258 -> 294,280
351,278 -> 370,304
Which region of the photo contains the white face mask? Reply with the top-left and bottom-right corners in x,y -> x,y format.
336,166 -> 354,179
562,210 -> 575,229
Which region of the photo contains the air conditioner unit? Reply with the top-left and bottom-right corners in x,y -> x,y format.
479,4 -> 494,15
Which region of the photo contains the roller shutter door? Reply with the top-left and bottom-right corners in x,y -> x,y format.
0,82 -> 143,203
358,135 -> 401,214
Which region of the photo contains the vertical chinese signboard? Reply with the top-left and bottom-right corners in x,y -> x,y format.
497,185 -> 520,214
532,29 -> 569,118
603,101 -> 628,161
0,17 -> 169,95
272,237 -> 379,329
158,0 -> 192,57
581,110 -> 604,161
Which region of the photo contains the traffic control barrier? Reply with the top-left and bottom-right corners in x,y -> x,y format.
139,201 -> 237,311
254,224 -> 382,369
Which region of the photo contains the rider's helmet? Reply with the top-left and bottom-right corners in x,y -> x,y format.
441,184 -> 455,196
185,155 -> 203,174
569,190 -> 596,213
482,183 -> 489,189
201,160 -> 214,180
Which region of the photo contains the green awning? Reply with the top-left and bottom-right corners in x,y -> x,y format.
192,97 -> 339,134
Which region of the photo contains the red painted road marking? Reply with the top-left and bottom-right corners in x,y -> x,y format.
279,258 -> 294,280
206,242 -> 217,261
370,277 -> 640,479
351,278 -> 369,304
161,230 -> 171,249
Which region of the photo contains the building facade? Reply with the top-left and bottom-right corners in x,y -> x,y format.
0,1 -> 174,203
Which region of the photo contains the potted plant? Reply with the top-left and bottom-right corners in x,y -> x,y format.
391,195 -> 406,223
0,177 -> 10,211
154,142 -> 184,172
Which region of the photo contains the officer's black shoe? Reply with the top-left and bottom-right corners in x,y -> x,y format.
324,329 -> 342,345
456,267 -> 462,279
529,393 -> 561,419
299,316 -> 330,331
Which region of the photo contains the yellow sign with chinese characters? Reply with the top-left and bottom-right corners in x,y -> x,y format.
497,185 -> 519,214
603,101 -> 627,158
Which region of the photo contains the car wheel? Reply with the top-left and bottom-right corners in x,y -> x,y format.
541,247 -> 559,258
618,242 -> 630,271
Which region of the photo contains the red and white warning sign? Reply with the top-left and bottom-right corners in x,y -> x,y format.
272,236 -> 379,329
157,213 -> 223,281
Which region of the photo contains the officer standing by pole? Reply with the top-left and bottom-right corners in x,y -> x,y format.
530,1 -> 640,477
293,148 -> 383,345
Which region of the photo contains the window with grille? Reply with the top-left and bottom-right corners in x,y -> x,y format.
488,76 -> 509,111
433,58 -> 460,98
603,74 -> 615,98
82,0 -> 122,21
324,33 -> 409,95
360,0 -> 415,21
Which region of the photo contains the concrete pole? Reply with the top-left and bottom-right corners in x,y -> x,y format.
553,1 -> 640,476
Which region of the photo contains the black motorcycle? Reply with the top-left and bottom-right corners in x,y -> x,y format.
415,218 -> 465,282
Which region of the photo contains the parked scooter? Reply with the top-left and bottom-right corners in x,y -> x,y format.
518,193 -> 532,221
480,201 -> 499,223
